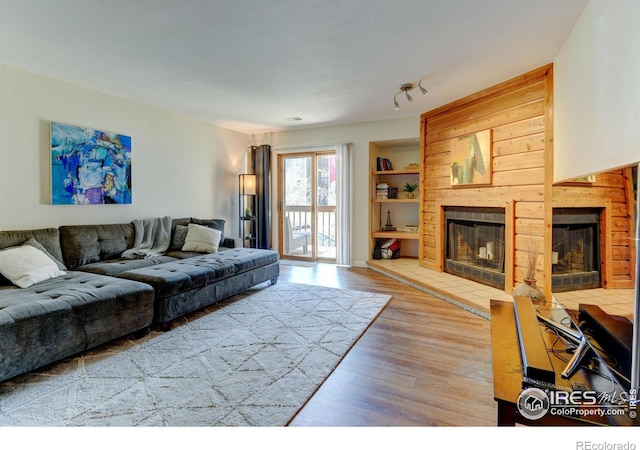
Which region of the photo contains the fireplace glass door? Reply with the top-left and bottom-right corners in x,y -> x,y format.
552,208 -> 601,291
444,207 -> 506,289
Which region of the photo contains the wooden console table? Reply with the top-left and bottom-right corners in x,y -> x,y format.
490,299 -> 638,426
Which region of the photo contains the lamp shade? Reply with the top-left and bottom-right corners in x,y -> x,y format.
239,174 -> 256,196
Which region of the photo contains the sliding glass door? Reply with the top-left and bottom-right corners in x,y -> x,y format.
279,152 -> 336,261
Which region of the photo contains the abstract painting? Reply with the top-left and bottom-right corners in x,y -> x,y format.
51,122 -> 132,204
450,129 -> 492,186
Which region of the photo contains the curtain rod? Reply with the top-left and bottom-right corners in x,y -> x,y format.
271,142 -> 352,151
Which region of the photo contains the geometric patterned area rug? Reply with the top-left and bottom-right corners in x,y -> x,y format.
0,282 -> 391,426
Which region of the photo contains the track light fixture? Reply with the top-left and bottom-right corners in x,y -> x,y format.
393,79 -> 428,110
405,90 -> 414,103
418,79 -> 428,95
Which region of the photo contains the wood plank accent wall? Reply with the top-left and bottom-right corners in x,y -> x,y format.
419,64 -> 635,295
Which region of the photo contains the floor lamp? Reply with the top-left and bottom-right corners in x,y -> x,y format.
239,174 -> 256,212
239,174 -> 256,247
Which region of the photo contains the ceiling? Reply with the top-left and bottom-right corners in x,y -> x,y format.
0,0 -> 588,135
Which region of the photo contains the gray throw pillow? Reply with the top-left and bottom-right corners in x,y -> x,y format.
23,237 -> 67,270
170,225 -> 189,251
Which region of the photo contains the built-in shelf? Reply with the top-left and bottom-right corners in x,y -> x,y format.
372,169 -> 419,176
369,140 -> 421,260
371,231 -> 419,240
372,198 -> 419,203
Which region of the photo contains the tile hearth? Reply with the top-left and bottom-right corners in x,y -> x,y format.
367,258 -> 635,321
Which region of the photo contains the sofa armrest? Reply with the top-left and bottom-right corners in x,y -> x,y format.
222,237 -> 243,248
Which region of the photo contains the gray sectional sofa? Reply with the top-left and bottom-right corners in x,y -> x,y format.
0,217 -> 279,383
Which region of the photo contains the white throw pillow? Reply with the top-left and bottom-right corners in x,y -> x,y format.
182,223 -> 222,253
0,245 -> 67,288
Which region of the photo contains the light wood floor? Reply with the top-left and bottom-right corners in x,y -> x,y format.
280,263 -> 497,426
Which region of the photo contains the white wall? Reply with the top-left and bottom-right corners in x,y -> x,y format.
554,0 -> 640,182
0,64 -> 249,232
263,117 -> 420,267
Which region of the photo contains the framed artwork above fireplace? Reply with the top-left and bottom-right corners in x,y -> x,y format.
449,129 -> 492,187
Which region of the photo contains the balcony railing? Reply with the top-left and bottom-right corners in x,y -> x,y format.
284,206 -> 336,258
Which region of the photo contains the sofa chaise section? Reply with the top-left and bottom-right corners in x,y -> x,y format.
0,272 -> 154,383
0,228 -> 155,383
117,248 -> 280,330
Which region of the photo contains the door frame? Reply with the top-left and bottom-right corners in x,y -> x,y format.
277,150 -> 336,262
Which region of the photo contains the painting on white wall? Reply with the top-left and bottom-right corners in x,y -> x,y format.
51,122 -> 132,205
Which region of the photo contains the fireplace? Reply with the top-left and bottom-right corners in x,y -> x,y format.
444,207 -> 505,289
552,208 -> 601,291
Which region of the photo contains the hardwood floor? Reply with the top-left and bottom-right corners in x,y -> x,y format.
280,263 -> 497,426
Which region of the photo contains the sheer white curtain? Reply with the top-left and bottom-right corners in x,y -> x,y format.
335,143 -> 352,266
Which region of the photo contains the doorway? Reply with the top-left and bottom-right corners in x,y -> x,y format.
278,152 -> 336,262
